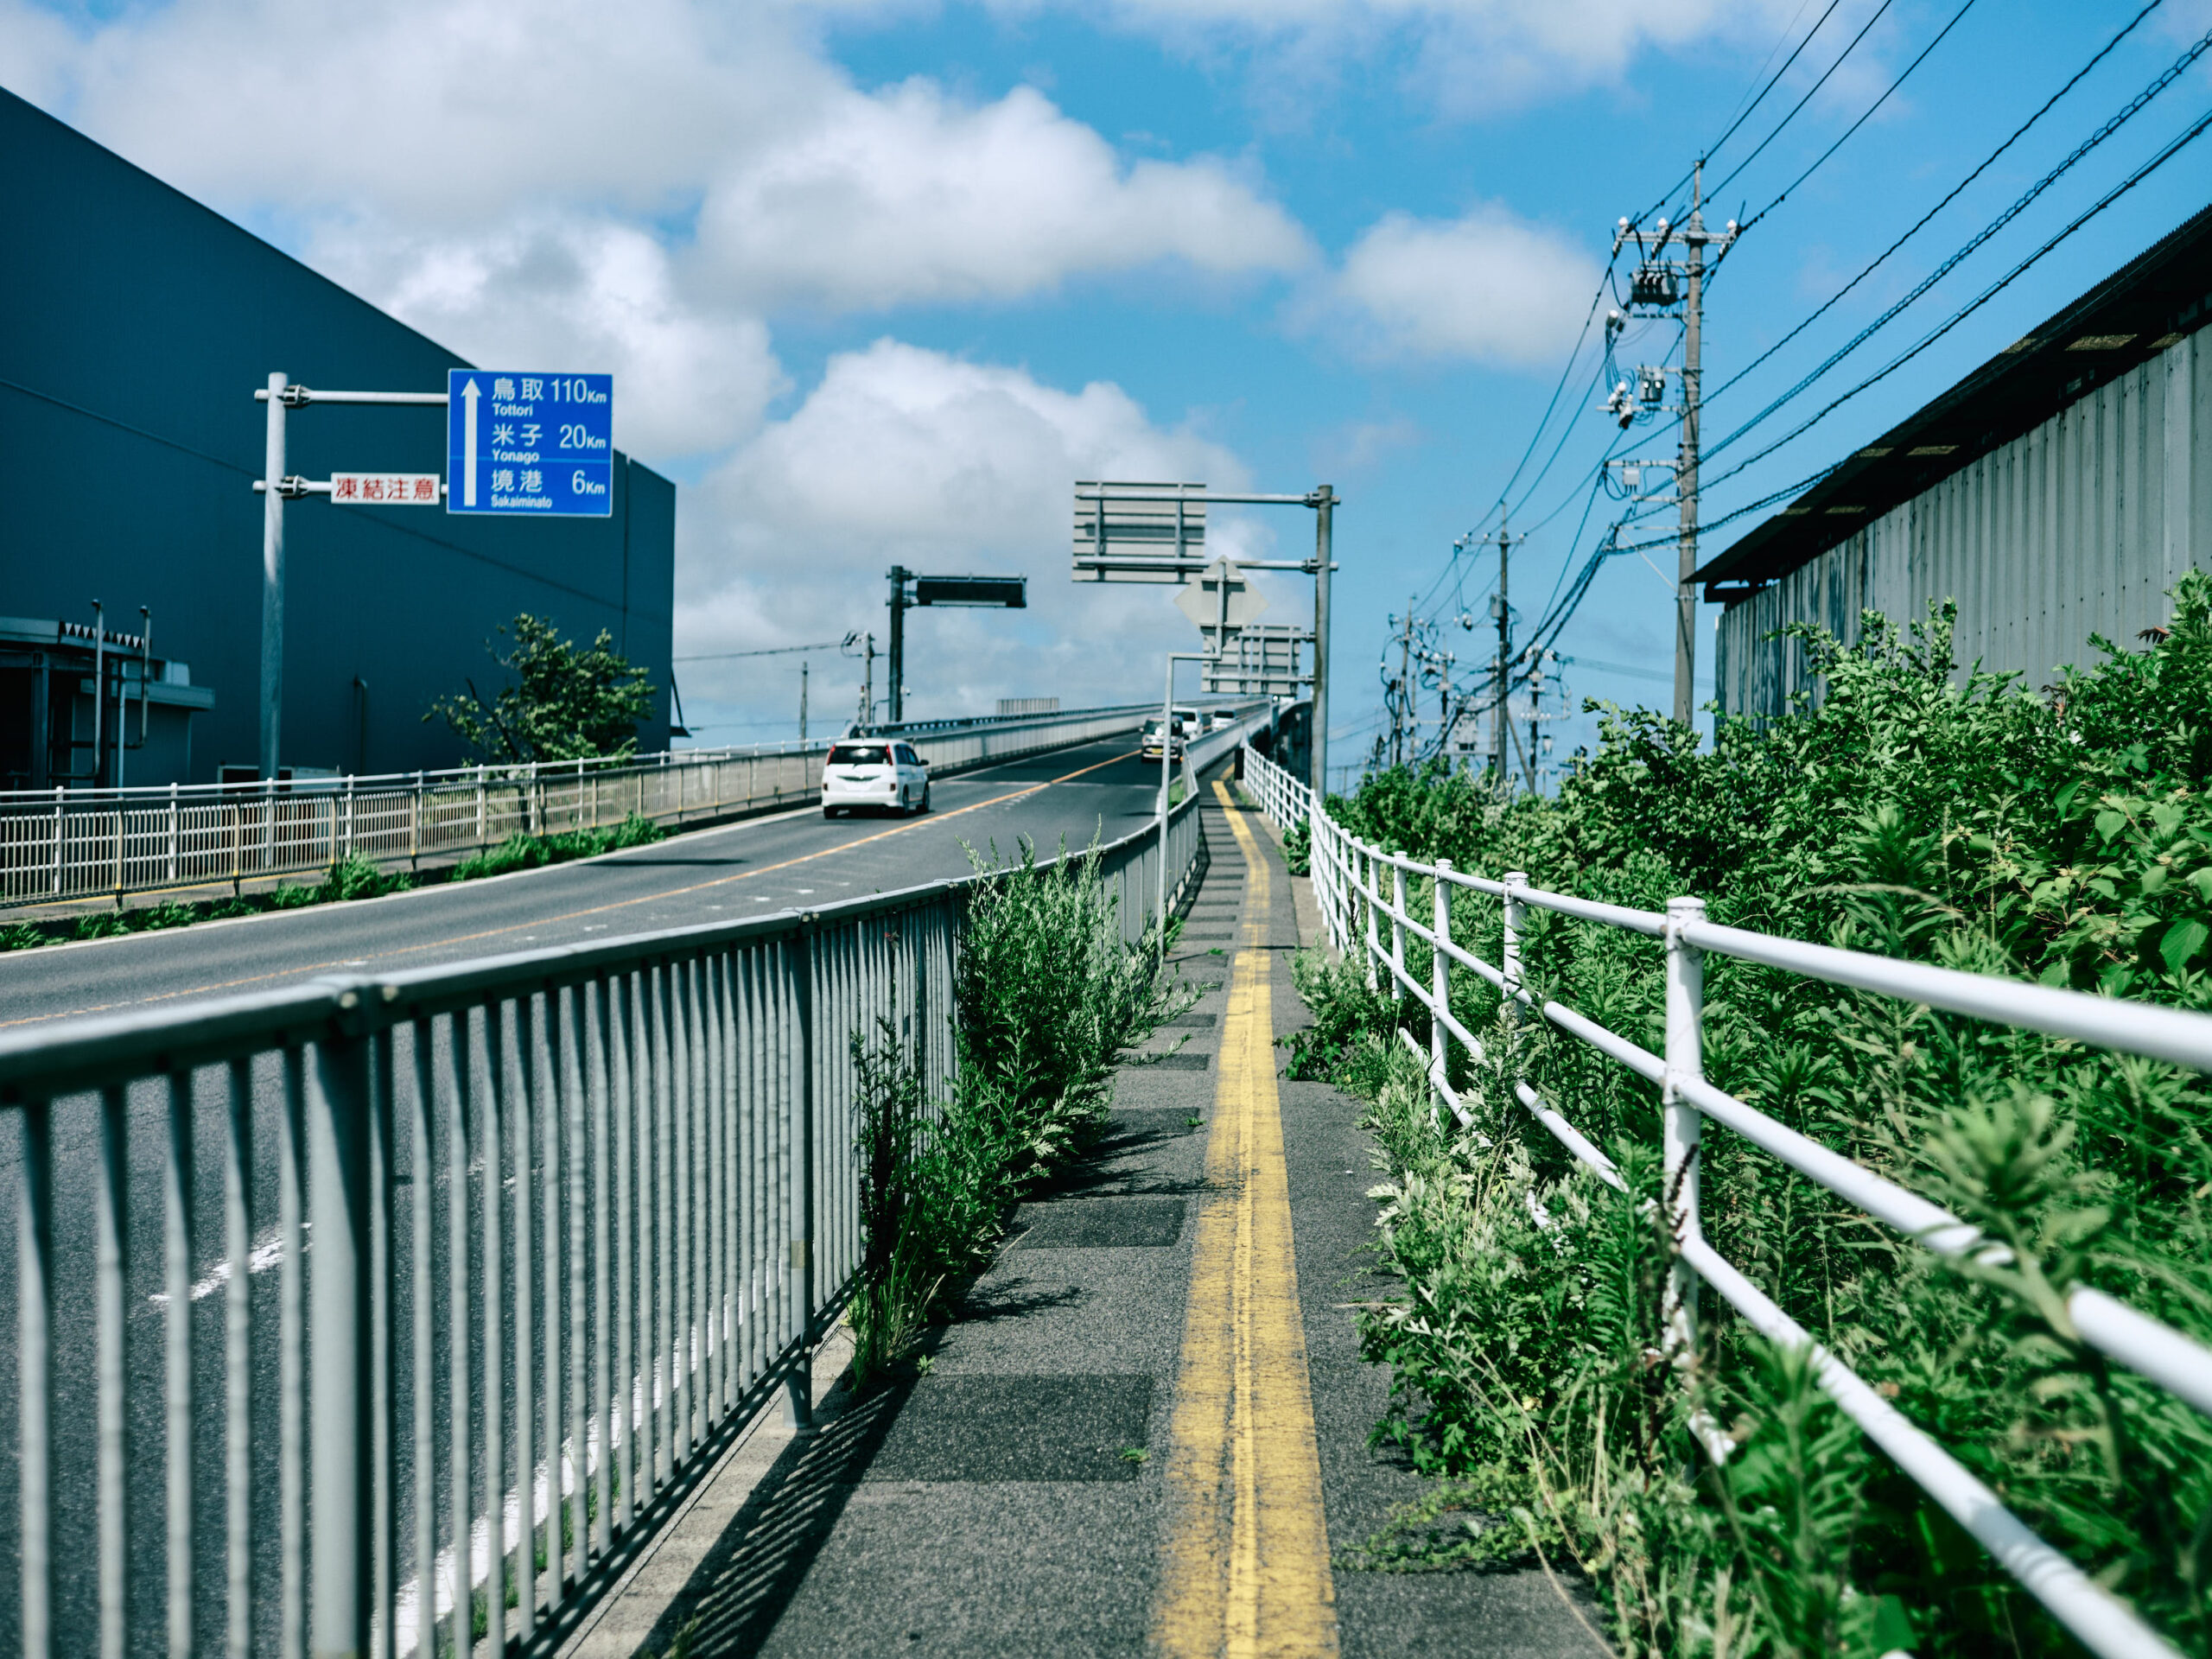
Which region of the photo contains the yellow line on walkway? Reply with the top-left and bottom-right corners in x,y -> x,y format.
1153,780 -> 1338,1658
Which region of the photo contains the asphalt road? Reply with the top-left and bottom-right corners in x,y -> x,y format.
0,734 -> 1174,1656
0,734 -> 1168,1032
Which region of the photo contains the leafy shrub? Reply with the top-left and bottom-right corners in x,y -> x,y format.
1316,579 -> 2212,1656
846,836 -> 1192,1382
453,813 -> 664,880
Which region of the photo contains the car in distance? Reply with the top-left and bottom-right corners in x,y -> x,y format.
1206,709 -> 1237,733
822,739 -> 931,817
1139,716 -> 1185,761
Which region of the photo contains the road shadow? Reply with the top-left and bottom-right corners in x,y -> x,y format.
629,1373 -> 914,1658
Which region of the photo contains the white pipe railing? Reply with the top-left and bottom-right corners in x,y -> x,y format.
0,703 -> 1156,912
1239,740 -> 2210,1659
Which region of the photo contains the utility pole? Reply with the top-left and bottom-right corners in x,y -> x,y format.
1491,519 -> 1513,782
1612,164 -> 1735,727
1676,164 -> 1706,728
886,565 -> 910,723
799,660 -> 809,744
1523,650 -> 1541,794
1394,600 -> 1414,768
855,632 -> 875,728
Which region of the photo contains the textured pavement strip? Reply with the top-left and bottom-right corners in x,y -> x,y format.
572,770 -> 1605,1656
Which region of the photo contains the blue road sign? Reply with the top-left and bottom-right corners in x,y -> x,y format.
446,371 -> 613,517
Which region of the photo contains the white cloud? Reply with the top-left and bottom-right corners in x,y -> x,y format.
3,0 -> 1306,316
693,80 -> 1312,310
1323,205 -> 1602,368
2,0 -> 809,222
1018,0 -> 1810,111
308,214 -> 785,461
675,340 -> 1270,718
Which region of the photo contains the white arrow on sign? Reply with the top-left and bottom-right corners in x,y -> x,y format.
1174,556 -> 1268,633
461,377 -> 480,507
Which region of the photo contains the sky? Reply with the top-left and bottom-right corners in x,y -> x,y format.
5,0 -> 2209,782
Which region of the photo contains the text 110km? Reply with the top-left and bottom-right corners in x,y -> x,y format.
446,368 -> 614,518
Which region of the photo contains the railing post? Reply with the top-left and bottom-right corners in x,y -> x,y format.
111,805 -> 124,907
475,765 -> 486,851
306,998 -> 373,1659
1432,860 -> 1452,1086
20,1096 -> 54,1659
1362,848 -> 1380,993
410,774 -> 422,873
786,925 -> 817,1433
52,787 -> 64,898
167,783 -> 179,884
1662,895 -> 1707,1362
1389,861 -> 1407,1004
1501,871 -> 1527,1031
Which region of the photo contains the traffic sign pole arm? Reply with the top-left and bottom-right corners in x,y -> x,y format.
255,387 -> 450,406
1074,490 -> 1332,506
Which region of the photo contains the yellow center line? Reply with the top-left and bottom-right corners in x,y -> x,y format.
1,747 -> 1142,1029
1154,779 -> 1338,1658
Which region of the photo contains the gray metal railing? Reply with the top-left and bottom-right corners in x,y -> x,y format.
0,762 -> 1214,1659
0,704 -> 1156,912
1240,741 -> 2212,1659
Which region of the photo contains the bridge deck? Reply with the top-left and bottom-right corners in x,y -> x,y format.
568,779 -> 1602,1657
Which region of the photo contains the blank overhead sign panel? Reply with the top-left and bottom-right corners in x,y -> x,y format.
1173,557 -> 1268,631
1071,481 -> 1207,582
913,575 -> 1027,607
448,370 -> 613,517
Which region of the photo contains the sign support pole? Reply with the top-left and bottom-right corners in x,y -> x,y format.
1312,485 -> 1333,803
1159,651 -> 1173,964
259,371 -> 286,782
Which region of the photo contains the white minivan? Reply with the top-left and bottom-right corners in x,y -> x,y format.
822,740 -> 931,817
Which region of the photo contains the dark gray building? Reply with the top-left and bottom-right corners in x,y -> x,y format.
1699,203 -> 2211,719
1,89 -> 675,788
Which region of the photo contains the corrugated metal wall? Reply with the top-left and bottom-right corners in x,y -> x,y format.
1717,328 -> 2209,718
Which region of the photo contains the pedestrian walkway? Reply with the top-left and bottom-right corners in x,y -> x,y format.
567,772 -> 1603,1657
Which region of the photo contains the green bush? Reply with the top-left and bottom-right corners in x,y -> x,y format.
1315,579 -> 2212,1656
453,813 -> 665,881
0,855 -> 411,953
846,836 -> 1192,1384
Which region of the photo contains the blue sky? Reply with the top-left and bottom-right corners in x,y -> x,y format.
7,0 -> 2208,777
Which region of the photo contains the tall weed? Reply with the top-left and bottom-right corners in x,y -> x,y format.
846,836 -> 1192,1382
1317,578 -> 2212,1656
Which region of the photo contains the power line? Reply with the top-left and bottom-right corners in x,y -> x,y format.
673,639 -> 845,662
1733,0 -> 1980,234
1709,0 -> 1898,200
1706,0 -> 1851,169
1705,26 -> 2212,467
1708,2 -> 2184,412
1693,97 -> 2212,499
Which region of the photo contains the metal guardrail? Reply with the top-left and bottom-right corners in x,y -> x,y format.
0,704 -> 1157,912
0,761 -> 1214,1659
1238,741 -> 2212,1659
